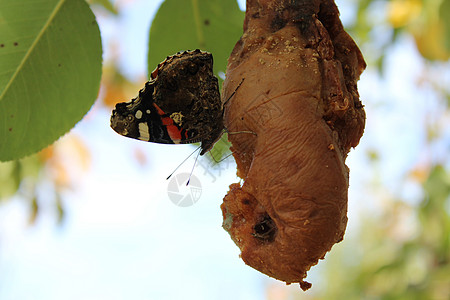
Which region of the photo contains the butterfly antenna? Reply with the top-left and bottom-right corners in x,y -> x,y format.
166,145 -> 201,180
216,152 -> 234,163
208,150 -> 219,163
223,78 -> 245,107
186,149 -> 201,186
228,130 -> 257,136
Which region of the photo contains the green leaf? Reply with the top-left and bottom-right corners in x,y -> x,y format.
29,195 -> 39,225
209,133 -> 231,161
0,0 -> 102,161
439,0 -> 450,52
0,160 -> 20,200
88,0 -> 118,15
148,0 -> 243,79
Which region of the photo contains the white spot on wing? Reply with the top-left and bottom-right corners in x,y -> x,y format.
146,109 -> 151,114
135,110 -> 143,119
138,122 -> 150,141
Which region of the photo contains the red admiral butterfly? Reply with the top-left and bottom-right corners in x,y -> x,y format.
110,49 -> 223,155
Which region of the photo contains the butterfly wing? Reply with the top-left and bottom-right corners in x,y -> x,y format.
111,81 -> 195,144
111,49 -> 224,154
151,50 -> 224,152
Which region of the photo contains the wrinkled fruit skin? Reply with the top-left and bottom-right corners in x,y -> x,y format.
221,0 -> 366,290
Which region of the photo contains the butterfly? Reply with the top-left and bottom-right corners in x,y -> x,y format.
110,49 -> 224,155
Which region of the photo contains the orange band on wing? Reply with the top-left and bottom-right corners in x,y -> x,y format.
153,103 -> 183,142
167,125 -> 182,142
153,103 -> 165,116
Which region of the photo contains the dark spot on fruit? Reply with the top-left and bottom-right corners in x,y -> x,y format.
9,128 -> 12,132
0,44 -> 4,48
58,63 -> 61,67
271,15 -> 286,31
253,215 -> 277,242
13,42 -> 18,46
308,209 -> 319,218
10,114 -> 13,118
204,19 -> 210,25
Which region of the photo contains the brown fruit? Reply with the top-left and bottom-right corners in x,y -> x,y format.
221,0 -> 366,290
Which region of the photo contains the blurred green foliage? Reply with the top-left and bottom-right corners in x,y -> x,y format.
0,157 -> 39,200
312,165 -> 450,299
348,0 -> 450,72
0,153 -> 64,224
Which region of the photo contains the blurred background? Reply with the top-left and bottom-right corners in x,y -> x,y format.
0,0 -> 449,299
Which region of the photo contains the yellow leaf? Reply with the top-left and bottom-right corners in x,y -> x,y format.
413,19 -> 450,61
387,0 -> 422,28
